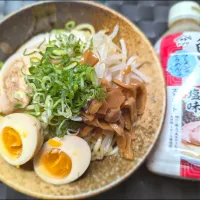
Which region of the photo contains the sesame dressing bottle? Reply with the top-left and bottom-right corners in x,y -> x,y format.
147,1 -> 200,179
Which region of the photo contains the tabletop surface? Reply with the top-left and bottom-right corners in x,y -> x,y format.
1,0 -> 200,199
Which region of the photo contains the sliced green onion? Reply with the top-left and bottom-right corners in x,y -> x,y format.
41,76 -> 52,91
14,103 -> 23,108
30,57 -> 40,65
0,61 -> 4,69
56,119 -> 67,137
37,39 -> 45,49
63,62 -> 77,71
52,49 -> 67,56
65,20 -> 76,31
23,48 -> 37,56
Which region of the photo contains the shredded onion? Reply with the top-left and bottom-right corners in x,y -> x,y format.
67,128 -> 80,136
71,117 -> 82,121
109,63 -> 126,73
125,73 -> 131,84
95,63 -> 106,78
109,24 -> 119,39
85,131 -> 118,160
115,71 -> 123,82
93,135 -> 103,153
132,68 -> 149,83
127,56 -> 137,66
107,146 -> 119,156
74,23 -> 95,35
100,132 -> 114,154
131,62 -> 142,69
104,54 -> 124,65
131,74 -> 143,82
120,39 -> 127,62
92,25 -> 148,86
105,73 -> 112,82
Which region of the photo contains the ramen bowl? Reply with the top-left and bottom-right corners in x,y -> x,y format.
0,1 -> 166,199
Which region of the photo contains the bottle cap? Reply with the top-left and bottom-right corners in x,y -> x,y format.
168,1 -> 200,27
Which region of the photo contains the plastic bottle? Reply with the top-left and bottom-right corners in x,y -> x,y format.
147,1 -> 200,179
155,1 -> 200,55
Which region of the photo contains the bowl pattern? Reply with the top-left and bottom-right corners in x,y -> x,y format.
0,1 -> 166,199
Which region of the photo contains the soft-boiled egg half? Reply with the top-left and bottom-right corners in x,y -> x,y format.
0,113 -> 43,166
34,136 -> 91,185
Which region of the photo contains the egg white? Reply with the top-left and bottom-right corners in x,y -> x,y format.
34,135 -> 91,185
0,113 -> 43,166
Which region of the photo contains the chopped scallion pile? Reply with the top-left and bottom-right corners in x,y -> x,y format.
24,32 -> 106,137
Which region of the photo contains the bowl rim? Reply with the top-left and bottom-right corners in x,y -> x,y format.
0,0 -> 167,199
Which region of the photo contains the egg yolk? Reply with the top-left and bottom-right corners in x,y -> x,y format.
2,127 -> 22,157
43,148 -> 72,178
48,139 -> 62,147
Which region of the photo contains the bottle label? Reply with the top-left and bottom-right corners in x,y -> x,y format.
159,32 -> 200,179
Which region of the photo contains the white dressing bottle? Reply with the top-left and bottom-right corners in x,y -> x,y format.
147,1 -> 200,179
